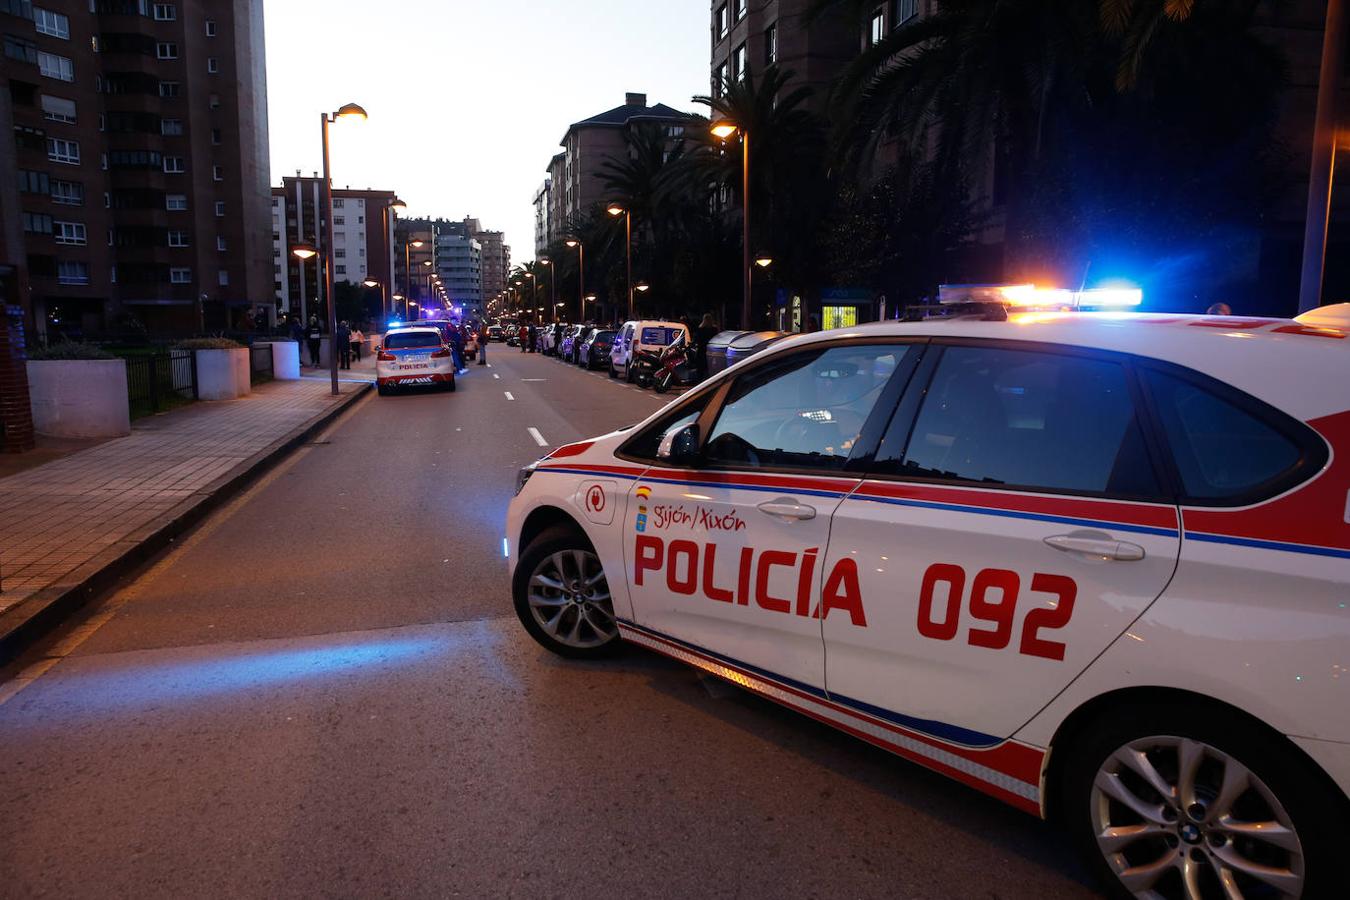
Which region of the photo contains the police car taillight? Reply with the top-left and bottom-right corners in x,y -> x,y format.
377,350 -> 396,361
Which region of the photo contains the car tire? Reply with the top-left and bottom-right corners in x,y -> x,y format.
1059,700 -> 1346,900
445,378 -> 456,393
609,363 -> 618,379
377,384 -> 388,397
625,366 -> 635,383
654,372 -> 671,393
512,524 -> 620,660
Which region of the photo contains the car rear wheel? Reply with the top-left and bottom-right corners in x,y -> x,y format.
513,525 -> 620,659
608,362 -> 618,378
1062,703 -> 1345,900
444,378 -> 456,393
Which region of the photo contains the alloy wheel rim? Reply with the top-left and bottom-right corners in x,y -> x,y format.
1090,735 -> 1304,899
527,549 -> 616,649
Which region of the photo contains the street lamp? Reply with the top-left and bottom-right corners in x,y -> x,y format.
565,238 -> 585,323
712,119 -> 751,329
319,101 -> 367,395
755,254 -> 773,268
606,202 -> 636,320
374,198 -> 405,324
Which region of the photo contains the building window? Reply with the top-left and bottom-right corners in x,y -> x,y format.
162,155 -> 184,173
152,3 -> 175,21
170,267 -> 191,284
3,35 -> 38,64
37,51 -> 73,81
57,261 -> 89,285
155,42 -> 178,59
335,265 -> 346,275
47,137 -> 79,164
167,229 -> 188,247
50,180 -> 83,205
734,0 -> 746,20
34,8 -> 70,39
208,93 -> 220,108
204,18 -> 216,36
22,212 -> 53,234
210,128 -> 221,144
160,117 -> 183,135
212,165 -> 223,181
868,7 -> 885,46
40,94 -> 76,123
216,236 -> 226,251
166,194 -> 187,210
334,216 -> 344,225
159,81 -> 181,98
335,248 -> 346,258
214,201 -> 225,216
53,221 -> 86,245
896,0 -> 918,23
734,42 -> 748,80
765,24 -> 777,65
333,199 -> 344,208
217,270 -> 229,286
715,4 -> 728,40
18,170 -> 50,194
207,57 -> 218,74
714,62 -> 728,98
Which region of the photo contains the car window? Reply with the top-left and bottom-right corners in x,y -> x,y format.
890,346 -> 1159,496
641,326 -> 680,346
704,345 -> 908,471
621,392 -> 714,461
385,331 -> 441,349
1142,368 -> 1305,501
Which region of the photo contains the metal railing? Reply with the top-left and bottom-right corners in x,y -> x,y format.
124,350 -> 197,415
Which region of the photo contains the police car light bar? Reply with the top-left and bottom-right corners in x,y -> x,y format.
938,284 -> 1142,310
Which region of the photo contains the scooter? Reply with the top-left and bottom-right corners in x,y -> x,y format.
628,345 -> 664,388
651,337 -> 694,394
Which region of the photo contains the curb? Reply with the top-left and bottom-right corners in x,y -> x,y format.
0,382 -> 373,667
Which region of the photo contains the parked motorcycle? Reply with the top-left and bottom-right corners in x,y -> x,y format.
651,336 -> 694,394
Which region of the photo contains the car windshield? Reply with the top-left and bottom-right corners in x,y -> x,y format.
592,331 -> 615,342
385,331 -> 441,349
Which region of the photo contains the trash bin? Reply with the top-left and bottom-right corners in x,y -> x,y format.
725,330 -> 789,368
705,330 -> 749,376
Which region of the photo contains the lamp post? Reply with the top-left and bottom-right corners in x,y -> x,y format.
606,203 -> 634,320
564,238 -> 585,323
319,102 -> 368,395
1298,0 -> 1346,313
378,199 -> 405,325
539,257 -> 558,322
711,119 -> 750,329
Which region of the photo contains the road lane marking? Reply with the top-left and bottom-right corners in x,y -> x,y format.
528,427 -> 548,447
521,378 -> 546,382
492,373 -> 500,379
504,391 -> 515,401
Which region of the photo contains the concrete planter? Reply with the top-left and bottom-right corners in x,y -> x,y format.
268,340 -> 300,380
195,348 -> 251,401
26,359 -> 131,438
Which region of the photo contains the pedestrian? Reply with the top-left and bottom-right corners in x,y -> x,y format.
694,313 -> 720,382
350,324 -> 364,363
519,323 -> 528,352
477,322 -> 488,365
448,324 -> 465,372
306,315 -> 322,368
527,323 -> 537,353
289,315 -> 305,355
337,320 -> 352,370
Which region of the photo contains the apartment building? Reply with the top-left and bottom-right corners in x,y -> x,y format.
1,0 -> 272,340
708,0 -> 855,113
533,94 -> 693,247
269,176 -> 397,322
474,226 -> 508,300
435,233 -> 481,319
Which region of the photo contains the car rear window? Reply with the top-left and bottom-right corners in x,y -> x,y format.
385,331 -> 441,349
1142,368 -> 1310,502
641,327 -> 680,346
593,331 -> 615,341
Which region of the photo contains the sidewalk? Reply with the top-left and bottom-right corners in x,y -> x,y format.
0,377 -> 370,660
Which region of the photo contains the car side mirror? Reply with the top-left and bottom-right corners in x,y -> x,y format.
657,423 -> 701,465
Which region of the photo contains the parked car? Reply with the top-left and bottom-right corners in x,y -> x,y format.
559,325 -> 584,362
610,320 -> 691,382
579,329 -> 616,370
375,326 -> 454,395
569,326 -> 595,364
487,325 -> 504,342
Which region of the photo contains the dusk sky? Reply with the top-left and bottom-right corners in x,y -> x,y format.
264,1 -> 710,264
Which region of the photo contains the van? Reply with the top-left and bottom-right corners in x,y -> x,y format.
609,320 -> 690,381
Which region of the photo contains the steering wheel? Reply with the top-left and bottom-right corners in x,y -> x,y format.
772,416 -> 818,451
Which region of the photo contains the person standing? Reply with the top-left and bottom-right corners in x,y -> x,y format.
306,315 -> 322,368
289,315 -> 305,358
350,325 -> 363,363
448,325 -> 465,373
694,313 -> 720,382
477,323 -> 488,366
337,320 -> 352,370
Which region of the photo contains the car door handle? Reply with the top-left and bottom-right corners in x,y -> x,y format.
1044,534 -> 1146,561
757,499 -> 817,521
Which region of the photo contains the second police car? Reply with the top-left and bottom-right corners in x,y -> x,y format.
505,287 -> 1349,900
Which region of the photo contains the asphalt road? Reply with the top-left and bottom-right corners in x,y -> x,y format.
0,345 -> 1098,899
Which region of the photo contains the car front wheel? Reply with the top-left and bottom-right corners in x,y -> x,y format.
512,525 -> 619,659
1062,703 -> 1345,900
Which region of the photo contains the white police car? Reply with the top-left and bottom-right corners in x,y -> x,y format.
375,326 -> 455,396
506,289 -> 1350,899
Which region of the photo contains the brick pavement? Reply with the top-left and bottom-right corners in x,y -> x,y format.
0,378 -> 368,629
